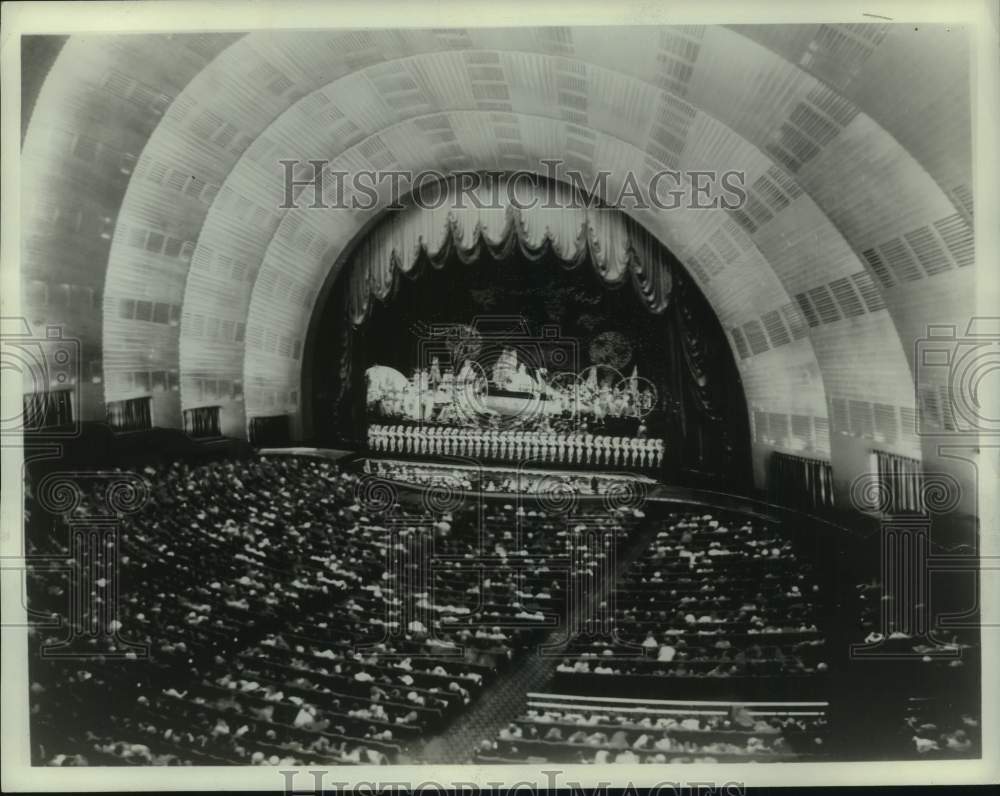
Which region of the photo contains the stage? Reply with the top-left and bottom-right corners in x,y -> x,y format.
254,447 -> 855,534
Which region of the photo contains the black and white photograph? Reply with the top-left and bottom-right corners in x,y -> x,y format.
1,1 -> 998,791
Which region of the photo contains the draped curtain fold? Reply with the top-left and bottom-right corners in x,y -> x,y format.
183,405 -> 221,438
106,396 -> 152,433
769,451 -> 836,510
674,279 -> 721,420
347,178 -> 674,326
522,181 -> 588,252
874,450 -> 924,514
627,216 -> 673,314
325,178 -> 751,484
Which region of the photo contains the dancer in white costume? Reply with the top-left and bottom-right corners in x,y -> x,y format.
365,394 -> 665,470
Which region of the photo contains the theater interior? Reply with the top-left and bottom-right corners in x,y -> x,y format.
15,25 -> 985,767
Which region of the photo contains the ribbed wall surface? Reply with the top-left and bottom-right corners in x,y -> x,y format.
20,25 -> 976,501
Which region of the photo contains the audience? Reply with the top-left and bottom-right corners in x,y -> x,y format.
475,702 -> 829,763
25,456 -> 641,766
855,579 -> 980,759
904,698 -> 979,758
549,511 -> 828,685
24,457 -> 979,765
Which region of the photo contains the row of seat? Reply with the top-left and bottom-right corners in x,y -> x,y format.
26,455 -> 648,765
475,696 -> 830,764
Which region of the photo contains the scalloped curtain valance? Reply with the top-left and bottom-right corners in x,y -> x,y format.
346,177 -> 673,326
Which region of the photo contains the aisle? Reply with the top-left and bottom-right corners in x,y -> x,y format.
412,513 -> 663,763
414,632 -> 562,764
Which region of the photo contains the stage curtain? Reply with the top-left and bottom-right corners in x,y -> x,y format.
586,206 -> 630,283
183,405 -> 221,438
519,180 -> 588,251
106,396 -> 152,433
335,292 -> 356,416
674,279 -> 722,420
346,175 -> 674,326
626,215 -> 673,314
22,389 -> 74,430
873,450 -> 924,514
769,452 -> 835,510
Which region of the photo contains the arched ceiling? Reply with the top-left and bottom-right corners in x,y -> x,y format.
21,25 -> 974,460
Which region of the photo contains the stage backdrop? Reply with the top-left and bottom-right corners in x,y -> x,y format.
308,177 -> 751,485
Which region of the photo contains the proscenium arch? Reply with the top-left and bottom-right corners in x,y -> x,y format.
119,31 -> 968,404
295,172 -> 760,448
228,100 -> 815,337
148,40 -> 960,459
173,45 -> 916,407
242,133 -> 832,437
179,56 -> 894,430
232,102 -> 910,470
19,26 -> 975,505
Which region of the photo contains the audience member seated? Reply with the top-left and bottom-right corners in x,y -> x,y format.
548,510 -> 829,696
853,578 -> 981,756
902,697 -> 980,759
474,699 -> 830,763
25,456 -> 644,766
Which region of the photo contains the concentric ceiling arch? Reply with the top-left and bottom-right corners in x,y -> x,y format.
20,24 -> 975,495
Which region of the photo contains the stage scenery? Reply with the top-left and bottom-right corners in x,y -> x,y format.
11,20 -> 987,785
311,176 -> 750,484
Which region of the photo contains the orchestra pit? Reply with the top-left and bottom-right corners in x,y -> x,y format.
17,24 -> 982,768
